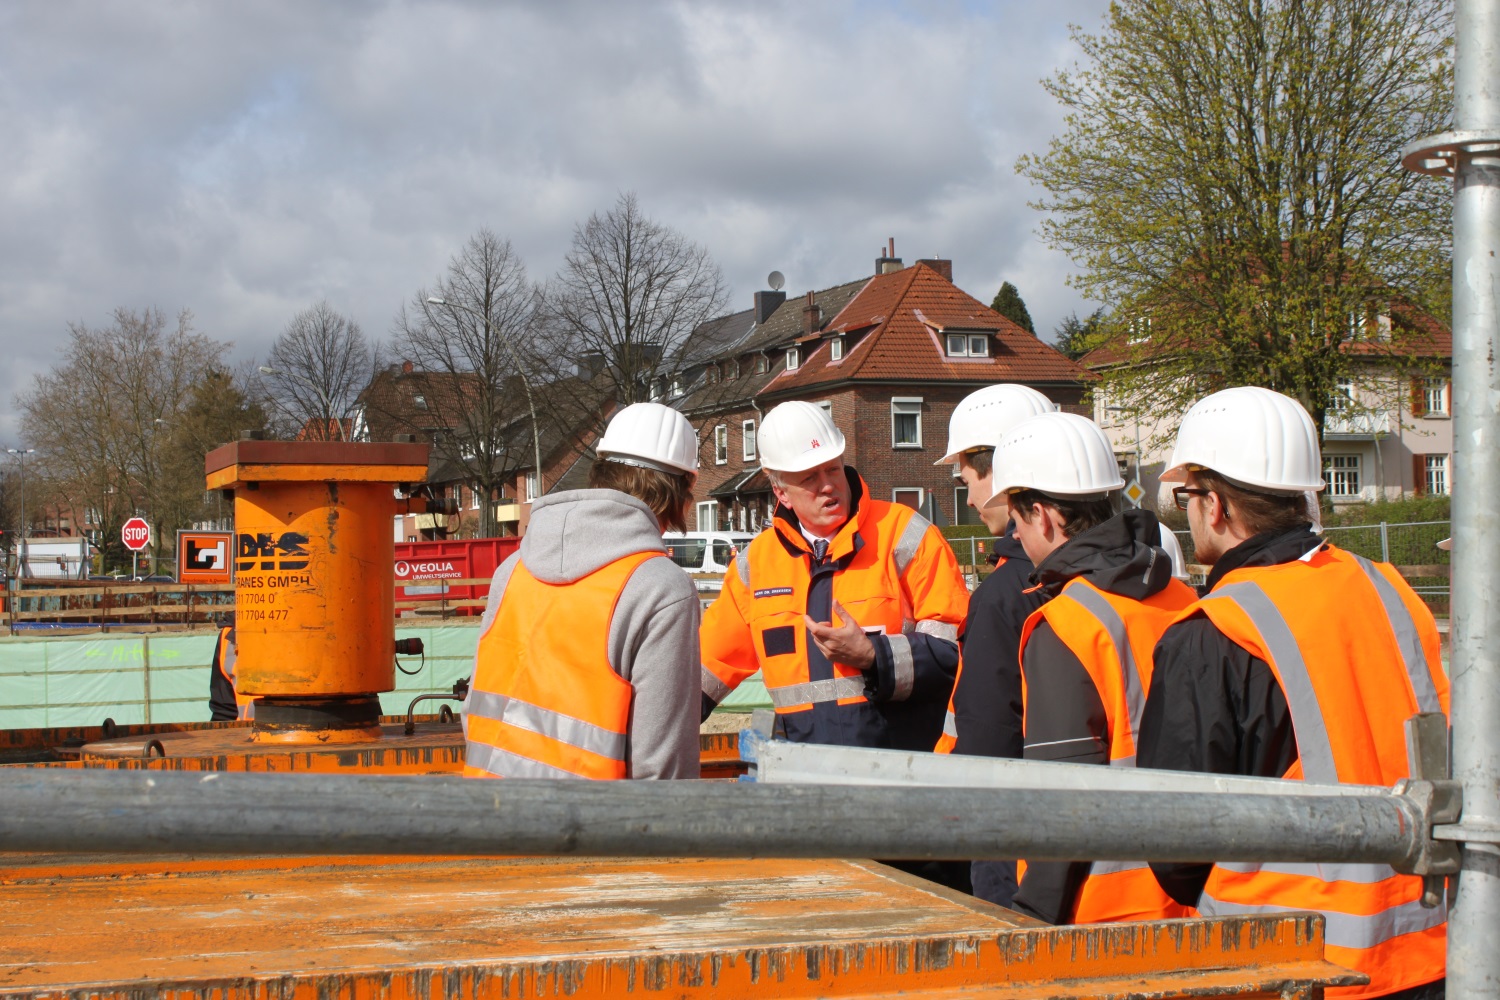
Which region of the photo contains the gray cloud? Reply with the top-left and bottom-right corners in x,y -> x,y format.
0,0 -> 1111,444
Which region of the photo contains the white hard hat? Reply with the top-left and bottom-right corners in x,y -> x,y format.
984,412 -> 1125,504
596,402 -> 698,476
936,384 -> 1057,465
758,400 -> 847,473
1162,386 -> 1324,495
1158,523 -> 1189,581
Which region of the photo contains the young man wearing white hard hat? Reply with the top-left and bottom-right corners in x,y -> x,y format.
931,384 -> 1056,906
699,399 -> 968,754
1137,386 -> 1448,1000
463,402 -> 703,780
984,411 -> 1196,925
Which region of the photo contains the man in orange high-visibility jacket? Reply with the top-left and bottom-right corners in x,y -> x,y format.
1139,387 -> 1449,1000
700,400 -> 968,754
208,622 -> 255,722
984,412 -> 1196,925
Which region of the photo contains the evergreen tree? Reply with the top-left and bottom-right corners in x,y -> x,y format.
990,281 -> 1035,334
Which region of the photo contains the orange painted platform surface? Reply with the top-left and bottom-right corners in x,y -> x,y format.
2,724 -> 746,779
0,853 -> 1359,1000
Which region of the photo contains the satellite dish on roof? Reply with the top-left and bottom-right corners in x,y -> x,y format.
767,271 -> 785,291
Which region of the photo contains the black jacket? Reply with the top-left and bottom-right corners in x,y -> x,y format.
208,626 -> 238,722
1010,508 -> 1177,925
1135,524 -> 1316,907
953,527 -> 1043,759
952,527 -> 1044,907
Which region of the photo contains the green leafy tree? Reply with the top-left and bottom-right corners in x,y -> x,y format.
1053,309 -> 1107,361
990,281 -> 1036,334
1019,0 -> 1452,433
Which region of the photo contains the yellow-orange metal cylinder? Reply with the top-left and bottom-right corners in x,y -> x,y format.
233,481 -> 395,699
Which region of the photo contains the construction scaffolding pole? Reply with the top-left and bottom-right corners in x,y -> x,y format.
0,768 -> 1442,870
1405,0 -> 1500,993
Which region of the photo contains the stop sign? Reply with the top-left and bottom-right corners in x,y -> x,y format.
121,517 -> 152,552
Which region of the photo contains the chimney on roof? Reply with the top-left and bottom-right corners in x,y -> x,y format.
876,237 -> 903,275
802,291 -> 822,336
575,352 -> 607,380
401,360 -> 414,375
754,289 -> 786,325
915,257 -> 953,282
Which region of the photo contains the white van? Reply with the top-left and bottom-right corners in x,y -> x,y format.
661,531 -> 756,575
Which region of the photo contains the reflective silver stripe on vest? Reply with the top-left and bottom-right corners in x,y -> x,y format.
1090,859 -> 1150,875
914,619 -> 958,643
467,688 -> 627,761
701,665 -> 732,705
888,634 -> 915,702
1064,583 -> 1145,747
1197,893 -> 1446,951
1207,581 -> 1340,784
893,512 -> 932,577
1349,554 -> 1442,714
736,547 -> 752,588
942,710 -> 958,739
1216,860 -> 1400,885
465,740 -> 585,780
768,675 -> 868,708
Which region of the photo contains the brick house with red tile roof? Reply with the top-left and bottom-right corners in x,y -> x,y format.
678,246 -> 1091,531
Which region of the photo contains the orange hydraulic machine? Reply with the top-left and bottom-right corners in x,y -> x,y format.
208,437 -> 431,744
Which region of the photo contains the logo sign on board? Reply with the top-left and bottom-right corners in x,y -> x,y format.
121,517 -> 152,552
178,530 -> 233,583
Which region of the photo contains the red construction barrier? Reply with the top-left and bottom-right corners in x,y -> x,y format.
394,537 -> 519,617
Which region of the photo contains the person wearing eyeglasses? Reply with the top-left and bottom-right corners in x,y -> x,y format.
983,411 -> 1196,926
1138,386 -> 1448,1000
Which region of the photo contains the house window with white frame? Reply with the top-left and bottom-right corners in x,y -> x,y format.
696,501 -> 717,531
892,488 -> 923,509
1425,454 -> 1449,496
470,485 -> 480,509
727,359 -> 740,379
944,333 -> 990,357
742,420 -> 756,461
1425,379 -> 1450,416
525,471 -> 538,502
1323,455 -> 1361,497
891,397 -> 923,448
755,355 -> 768,374
1329,378 -> 1355,414
785,347 -> 800,371
829,337 -> 844,361
714,424 -> 729,464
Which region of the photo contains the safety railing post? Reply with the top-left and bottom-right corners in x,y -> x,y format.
1404,0 -> 1500,992
1380,521 -> 1390,564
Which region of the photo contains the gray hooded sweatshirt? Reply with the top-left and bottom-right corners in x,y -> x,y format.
468,489 -> 701,779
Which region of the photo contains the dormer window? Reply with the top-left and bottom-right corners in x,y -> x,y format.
1127,315 -> 1152,345
707,365 -> 719,384
829,337 -> 844,361
786,347 -> 800,371
413,394 -> 428,409
945,333 -> 990,357
727,359 -> 740,379
755,354 -> 769,374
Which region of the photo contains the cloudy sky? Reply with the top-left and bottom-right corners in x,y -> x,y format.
0,0 -> 1112,446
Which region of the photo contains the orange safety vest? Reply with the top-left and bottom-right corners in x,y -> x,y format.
700,482 -> 966,720
463,550 -> 660,780
217,627 -> 255,721
1185,545 -> 1448,999
934,556 -> 1013,755
1017,576 -> 1197,924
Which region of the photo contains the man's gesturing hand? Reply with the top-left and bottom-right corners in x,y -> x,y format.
804,600 -> 876,671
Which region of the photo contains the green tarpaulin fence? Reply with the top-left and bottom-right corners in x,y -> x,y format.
0,625 -> 770,729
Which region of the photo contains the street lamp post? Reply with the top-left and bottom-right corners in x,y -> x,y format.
424,297 -> 544,524
1104,405 -> 1143,506
258,367 -> 345,441
6,448 -> 34,579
